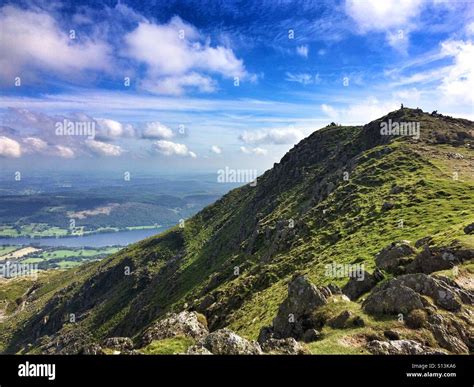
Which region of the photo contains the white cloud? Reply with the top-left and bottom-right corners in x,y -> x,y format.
2,107 -> 57,132
53,145 -> 75,158
285,72 -> 320,85
392,88 -> 422,104
211,145 -> 222,154
124,16 -> 248,95
23,137 -> 48,152
321,104 -> 338,119
85,140 -> 122,156
153,140 -> 196,157
95,118 -> 134,140
466,22 -> 474,36
296,45 -> 309,58
437,40 -> 474,105
345,0 -> 423,32
320,98 -> 399,124
142,122 -> 174,139
388,38 -> 474,105
240,146 -> 267,156
0,5 -> 112,83
345,0 -> 424,51
141,73 -> 216,96
0,136 -> 21,157
239,127 -> 304,145
17,135 -> 75,158
386,29 -> 409,53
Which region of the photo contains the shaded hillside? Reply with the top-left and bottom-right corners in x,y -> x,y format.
1,107 -> 473,354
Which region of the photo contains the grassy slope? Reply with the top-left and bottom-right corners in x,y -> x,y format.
1,109 -> 472,354
227,140 -> 473,342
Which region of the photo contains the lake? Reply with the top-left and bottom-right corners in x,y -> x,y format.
0,228 -> 168,248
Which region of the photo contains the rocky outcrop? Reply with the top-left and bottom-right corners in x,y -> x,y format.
367,340 -> 447,355
464,222 -> 474,235
363,281 -> 424,315
398,274 -> 472,311
198,329 -> 262,355
363,273 -> 473,315
186,345 -> 213,355
302,328 -> 321,343
102,337 -> 134,351
271,275 -> 327,339
328,310 -> 352,329
141,311 -> 208,345
342,269 -> 384,300
260,338 -> 308,354
407,246 -> 472,274
415,236 -> 432,248
427,313 -> 470,354
405,309 -> 428,329
82,343 -> 105,355
319,283 -> 342,298
38,329 -> 102,355
375,242 -> 415,273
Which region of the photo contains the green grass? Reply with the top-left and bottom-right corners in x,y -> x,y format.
19,247 -> 122,269
21,258 -> 44,264
1,111 -> 472,354
36,248 -> 121,260
0,277 -> 35,315
0,246 -> 19,257
0,224 -> 164,238
225,141 -> 474,341
0,227 -> 21,237
139,337 -> 195,354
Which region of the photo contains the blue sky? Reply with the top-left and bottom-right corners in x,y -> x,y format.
0,0 -> 473,175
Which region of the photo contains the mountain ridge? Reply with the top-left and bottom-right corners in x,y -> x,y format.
1,107 -> 473,355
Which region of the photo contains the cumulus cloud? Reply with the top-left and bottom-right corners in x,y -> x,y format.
210,145 -> 222,154
124,16 -> 249,95
85,139 -> 123,156
239,127 -> 304,145
95,119 -> 135,141
2,108 -> 57,132
53,145 -> 75,158
296,45 -> 309,58
153,140 -> 196,157
0,136 -> 21,157
0,5 -> 112,83
142,122 -> 174,139
240,146 -> 267,156
1,108 -> 140,158
345,0 -> 423,32
19,135 -> 75,158
23,137 -> 48,152
345,0 -> 424,51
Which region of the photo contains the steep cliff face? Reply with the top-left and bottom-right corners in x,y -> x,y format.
1,108 -> 473,354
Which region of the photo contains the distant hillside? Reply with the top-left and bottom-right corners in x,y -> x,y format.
1,107 -> 472,355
